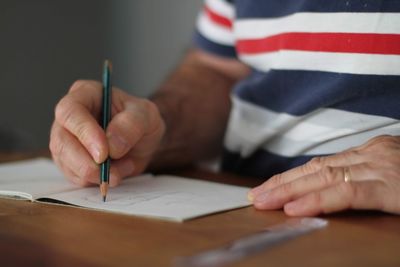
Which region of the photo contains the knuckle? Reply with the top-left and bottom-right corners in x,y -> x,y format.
69,80 -> 86,92
55,99 -> 91,143
305,157 -> 325,173
280,181 -> 293,195
368,135 -> 381,143
49,138 -> 63,156
364,135 -> 396,150
55,97 -> 74,125
362,136 -> 400,167
69,80 -> 100,93
380,137 -> 398,150
343,149 -> 360,159
270,173 -> 285,187
49,129 -> 66,157
376,136 -> 394,147
376,135 -> 395,143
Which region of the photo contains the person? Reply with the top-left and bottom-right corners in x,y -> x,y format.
50,0 -> 400,216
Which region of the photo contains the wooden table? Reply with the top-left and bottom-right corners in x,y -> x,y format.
0,153 -> 399,267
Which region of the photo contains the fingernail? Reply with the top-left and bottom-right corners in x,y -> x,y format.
255,191 -> 270,203
89,144 -> 101,163
247,191 -> 255,202
108,133 -> 128,155
249,184 -> 266,197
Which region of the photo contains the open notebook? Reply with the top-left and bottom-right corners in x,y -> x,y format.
0,159 -> 251,222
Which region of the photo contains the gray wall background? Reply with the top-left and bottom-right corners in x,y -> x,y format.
0,0 -> 202,150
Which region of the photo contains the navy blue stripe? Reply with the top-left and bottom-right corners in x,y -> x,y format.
234,70 -> 400,119
222,148 -> 317,178
234,0 -> 400,18
193,30 -> 237,58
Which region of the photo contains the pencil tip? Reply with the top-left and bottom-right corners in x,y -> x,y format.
100,182 -> 108,202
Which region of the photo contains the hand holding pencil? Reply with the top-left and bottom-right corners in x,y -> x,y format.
49,64 -> 165,192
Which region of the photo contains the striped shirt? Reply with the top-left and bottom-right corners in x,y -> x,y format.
193,0 -> 400,178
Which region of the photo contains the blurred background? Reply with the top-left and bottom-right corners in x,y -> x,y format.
0,0 -> 202,151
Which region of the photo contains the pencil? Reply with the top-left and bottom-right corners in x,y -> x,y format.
100,60 -> 112,202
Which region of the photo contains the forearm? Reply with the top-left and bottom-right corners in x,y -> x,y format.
149,49 -> 248,170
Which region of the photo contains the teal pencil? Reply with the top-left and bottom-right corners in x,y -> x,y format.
100,60 -> 112,202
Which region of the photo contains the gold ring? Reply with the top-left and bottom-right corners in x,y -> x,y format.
344,167 -> 351,183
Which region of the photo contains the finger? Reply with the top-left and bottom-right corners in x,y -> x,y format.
53,161 -> 92,187
55,81 -> 107,163
252,163 -> 374,209
68,80 -> 103,112
253,166 -> 347,210
106,99 -> 162,159
283,180 -> 386,216
52,156 -> 92,187
50,122 -> 83,185
50,122 -> 100,185
108,157 -> 135,187
249,150 -> 365,198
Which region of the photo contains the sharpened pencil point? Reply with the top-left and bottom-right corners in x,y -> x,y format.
100,182 -> 108,203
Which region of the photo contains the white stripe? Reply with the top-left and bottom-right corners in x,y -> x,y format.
285,124 -> 400,156
224,96 -> 400,157
235,12 -> 400,39
197,12 -> 235,46
239,50 -> 400,75
205,0 -> 235,20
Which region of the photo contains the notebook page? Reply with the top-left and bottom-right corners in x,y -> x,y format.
43,175 -> 251,222
0,158 -> 77,199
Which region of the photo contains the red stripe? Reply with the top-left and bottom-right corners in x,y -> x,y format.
237,32 -> 400,55
204,6 -> 232,29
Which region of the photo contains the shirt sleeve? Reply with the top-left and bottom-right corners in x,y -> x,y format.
193,0 -> 237,58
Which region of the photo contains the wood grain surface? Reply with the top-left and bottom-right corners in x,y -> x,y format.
0,152 -> 399,267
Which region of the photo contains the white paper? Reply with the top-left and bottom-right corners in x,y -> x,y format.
0,159 -> 251,221
0,158 -> 78,199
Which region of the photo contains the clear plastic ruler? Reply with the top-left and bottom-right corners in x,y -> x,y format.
175,218 -> 328,267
